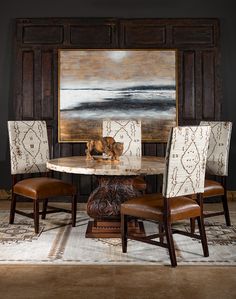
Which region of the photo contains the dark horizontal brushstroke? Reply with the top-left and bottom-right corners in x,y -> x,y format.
61,85 -> 175,91
62,98 -> 175,112
119,85 -> 175,91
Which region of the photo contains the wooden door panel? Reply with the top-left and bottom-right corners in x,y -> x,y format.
120,23 -> 166,47
22,51 -> 34,118
172,25 -> 215,46
22,25 -> 64,44
202,51 -> 216,120
42,51 -> 54,120
182,51 -> 196,120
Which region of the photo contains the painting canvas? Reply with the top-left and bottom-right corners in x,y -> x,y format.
58,50 -> 177,142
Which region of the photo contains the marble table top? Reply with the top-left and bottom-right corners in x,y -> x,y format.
47,155 -> 165,176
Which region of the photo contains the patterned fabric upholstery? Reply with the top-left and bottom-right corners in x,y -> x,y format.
103,120 -> 142,157
8,121 -> 49,175
200,121 -> 232,176
163,126 -> 211,198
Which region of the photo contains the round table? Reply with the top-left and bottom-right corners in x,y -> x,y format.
47,155 -> 165,237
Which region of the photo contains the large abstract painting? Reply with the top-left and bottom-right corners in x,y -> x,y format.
58,50 -> 177,142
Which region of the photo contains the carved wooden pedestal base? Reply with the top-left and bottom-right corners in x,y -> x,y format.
85,219 -> 145,238
86,176 -> 144,238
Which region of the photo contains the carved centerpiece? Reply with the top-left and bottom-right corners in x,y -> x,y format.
85,136 -> 123,162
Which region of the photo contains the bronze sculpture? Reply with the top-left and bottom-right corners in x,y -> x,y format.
85,136 -> 124,161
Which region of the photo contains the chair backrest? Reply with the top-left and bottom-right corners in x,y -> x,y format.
102,120 -> 142,157
8,121 -> 50,175
162,126 -> 211,198
200,121 -> 232,176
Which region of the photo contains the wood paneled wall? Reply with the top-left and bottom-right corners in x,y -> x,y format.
13,18 -> 221,201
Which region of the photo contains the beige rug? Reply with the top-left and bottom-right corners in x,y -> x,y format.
0,211 -> 235,265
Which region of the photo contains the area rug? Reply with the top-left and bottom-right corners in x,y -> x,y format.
0,210 -> 235,265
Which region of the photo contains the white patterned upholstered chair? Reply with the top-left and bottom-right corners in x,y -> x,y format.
121,126 -> 211,267
103,120 -> 142,157
103,120 -> 146,191
200,121 -> 233,225
8,121 -> 77,233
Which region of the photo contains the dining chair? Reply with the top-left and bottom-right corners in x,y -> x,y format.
121,126 -> 211,267
8,120 -> 77,233
103,119 -> 146,191
200,121 -> 233,225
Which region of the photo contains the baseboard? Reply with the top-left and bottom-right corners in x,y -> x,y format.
1,188 -> 236,201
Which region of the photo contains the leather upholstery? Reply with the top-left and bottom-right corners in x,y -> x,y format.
122,126 -> 210,221
132,176 -> 147,191
8,120 -> 77,233
121,126 -> 210,267
204,179 -> 224,197
198,122 -> 232,225
121,193 -> 201,222
13,177 -> 76,200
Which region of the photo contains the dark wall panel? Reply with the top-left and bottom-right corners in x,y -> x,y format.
42,51 -> 54,119
202,51 -> 215,119
194,51 -> 204,120
183,51 -> 195,120
70,25 -> 115,46
34,49 -> 42,118
14,18 -> 221,201
120,24 -> 166,47
23,26 -> 64,44
22,51 -> 34,118
172,26 -> 214,45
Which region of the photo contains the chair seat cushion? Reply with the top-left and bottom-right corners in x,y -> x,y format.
13,177 -> 76,200
204,179 -> 224,197
121,193 -> 201,222
132,176 -> 147,191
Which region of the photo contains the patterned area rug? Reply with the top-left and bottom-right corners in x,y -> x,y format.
0,211 -> 235,265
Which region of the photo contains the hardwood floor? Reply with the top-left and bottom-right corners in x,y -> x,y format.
0,265 -> 235,299
0,200 -> 235,299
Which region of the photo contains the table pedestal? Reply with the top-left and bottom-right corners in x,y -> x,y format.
86,176 -> 145,238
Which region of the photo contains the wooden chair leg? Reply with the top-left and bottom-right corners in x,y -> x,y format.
72,194 -> 77,227
222,194 -> 231,226
34,200 -> 39,234
190,217 -> 196,233
42,199 -> 48,219
159,223 -> 164,244
164,220 -> 177,267
121,213 -> 128,253
197,216 -> 209,257
9,192 -> 16,224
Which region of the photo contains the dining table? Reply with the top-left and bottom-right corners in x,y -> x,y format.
47,155 -> 165,238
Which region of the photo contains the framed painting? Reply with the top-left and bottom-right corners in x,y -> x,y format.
58,49 -> 177,142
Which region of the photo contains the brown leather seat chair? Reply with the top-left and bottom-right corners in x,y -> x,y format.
121,126 -> 211,267
8,120 -> 77,234
200,121 -> 232,225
